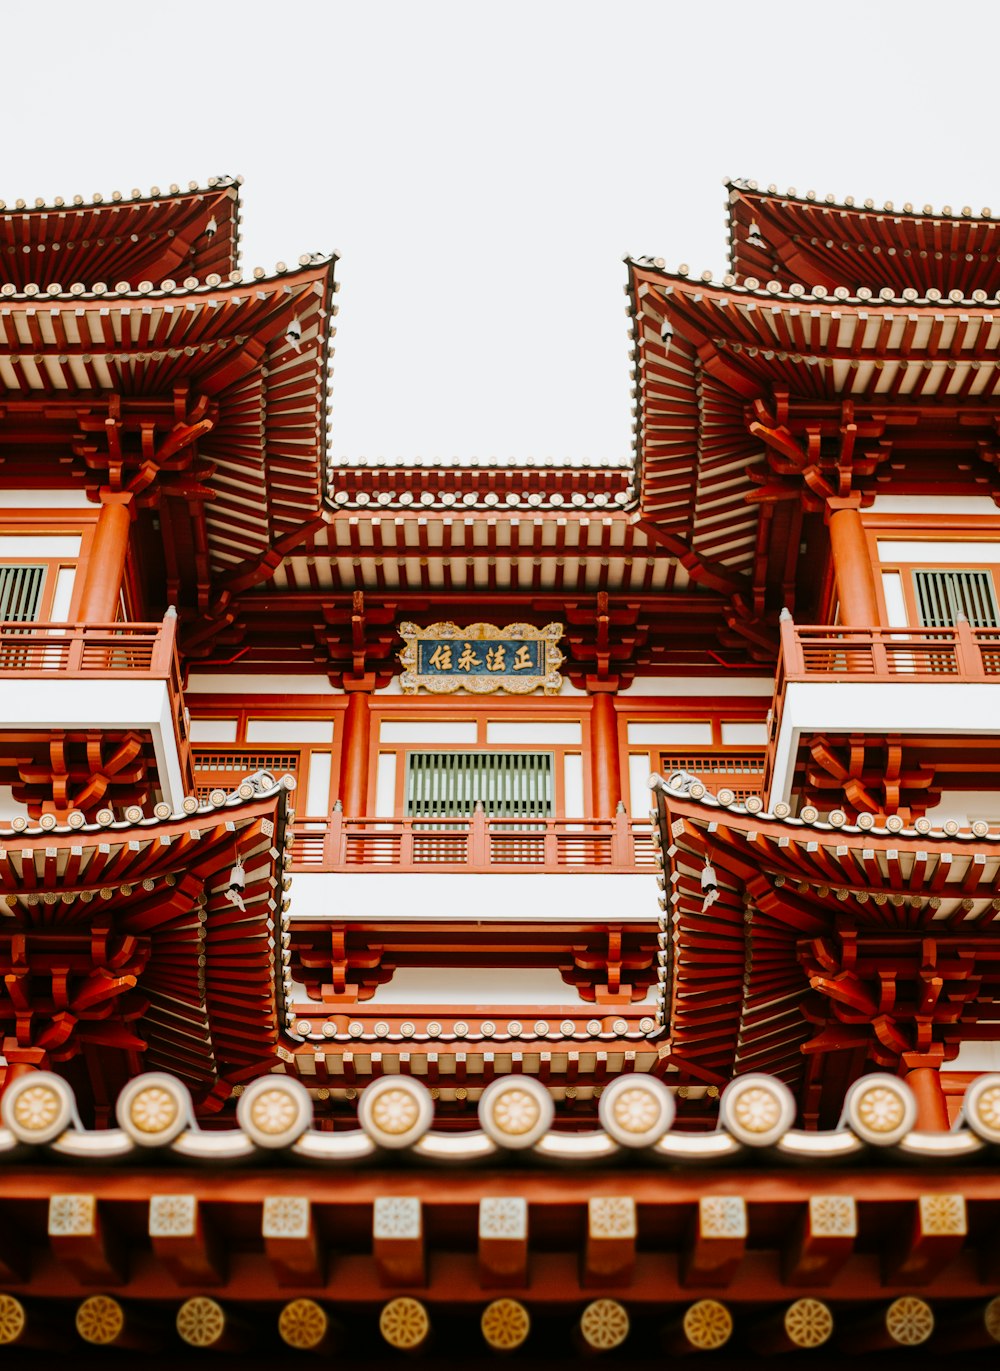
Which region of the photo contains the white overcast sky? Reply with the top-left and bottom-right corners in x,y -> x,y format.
1,1 -> 997,461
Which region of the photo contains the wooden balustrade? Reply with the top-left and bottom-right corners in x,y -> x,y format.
0,619 -> 174,677
289,808 -> 653,872
777,616 -> 1000,683
764,616 -> 1000,797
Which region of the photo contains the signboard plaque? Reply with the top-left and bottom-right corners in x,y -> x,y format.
399,621 -> 563,695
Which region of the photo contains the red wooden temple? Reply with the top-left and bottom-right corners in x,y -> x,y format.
0,176 -> 998,1363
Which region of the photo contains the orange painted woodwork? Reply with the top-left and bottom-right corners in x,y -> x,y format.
339,689 -> 371,817
589,691 -> 621,818
906,1068 -> 950,1133
75,495 -> 133,623
826,500 -> 880,627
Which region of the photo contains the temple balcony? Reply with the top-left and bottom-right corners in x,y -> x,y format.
288,807 -> 658,927
0,612 -> 192,817
765,614 -> 1000,815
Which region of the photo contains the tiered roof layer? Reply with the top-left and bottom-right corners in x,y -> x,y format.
728,180 -> 1000,296
0,177 -> 241,290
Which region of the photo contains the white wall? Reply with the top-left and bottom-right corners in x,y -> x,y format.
293,871 -> 658,922
0,786 -> 28,821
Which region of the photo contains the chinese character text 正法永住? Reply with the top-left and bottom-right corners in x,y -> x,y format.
457,642 -> 483,672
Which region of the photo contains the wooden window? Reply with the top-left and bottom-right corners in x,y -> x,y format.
404,751 -> 554,818
0,564 -> 46,622
658,750 -> 766,801
192,749 -> 300,801
913,569 -> 1000,628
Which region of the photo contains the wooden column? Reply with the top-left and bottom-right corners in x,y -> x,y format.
339,687 -> 371,818
583,1197 -> 636,1286
589,687 -> 621,819
76,493 -> 133,622
263,1196 -> 324,1286
907,1067 -> 950,1131
887,1194 -> 967,1283
479,1197 -> 528,1288
149,1194 -> 225,1286
682,1197 -> 747,1287
373,1197 -> 425,1287
783,1196 -> 856,1285
826,498 -> 879,626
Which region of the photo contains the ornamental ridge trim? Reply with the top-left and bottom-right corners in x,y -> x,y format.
399,621 -> 563,695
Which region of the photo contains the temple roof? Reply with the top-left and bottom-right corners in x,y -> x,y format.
0,777 -> 294,1109
0,176 -> 241,291
727,180 -> 1000,297
0,256 -> 337,609
0,1063 -> 996,1164
2,1066 -> 999,1362
625,260 -> 1000,621
650,776 -> 1000,1121
326,452 -> 635,514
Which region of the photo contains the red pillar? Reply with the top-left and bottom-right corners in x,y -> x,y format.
906,1067 -> 950,1132
826,498 -> 880,626
339,689 -> 371,818
589,689 -> 621,819
77,493 -> 133,621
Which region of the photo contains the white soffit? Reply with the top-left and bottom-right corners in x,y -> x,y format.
869,496 -> 1000,515
246,719 -> 335,744
291,871 -> 658,922
0,489 -> 92,508
626,722 -> 713,745
0,534 -> 81,557
618,676 -> 774,697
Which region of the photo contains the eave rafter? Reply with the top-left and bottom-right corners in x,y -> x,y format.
628,258 -> 1000,641
727,179 -> 1000,297
0,784 -> 292,1114
651,780 -> 1000,1122
182,585 -> 754,678
0,177 -> 241,291
313,589 -> 399,688
0,257 -> 337,619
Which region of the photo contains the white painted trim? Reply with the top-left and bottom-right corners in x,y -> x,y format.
380,720 -> 478,744
869,496 -> 1000,515
0,678 -> 187,810
291,871 -> 658,921
629,753 -> 652,815
305,752 -> 332,815
0,535 -> 81,558
563,752 -> 584,814
627,722 -> 713,744
245,719 -> 335,744
186,674 -> 343,695
876,539 -> 1000,563
375,752 -> 397,817
720,721 -> 768,745
188,719 -> 239,743
366,966 -> 575,1006
0,489 -> 92,508
618,676 -> 774,697
51,567 -> 76,620
881,571 -> 907,627
486,721 -> 582,744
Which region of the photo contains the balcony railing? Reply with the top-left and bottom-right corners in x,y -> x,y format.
289,808 -> 654,872
776,616 -> 1000,688
0,615 -> 193,795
